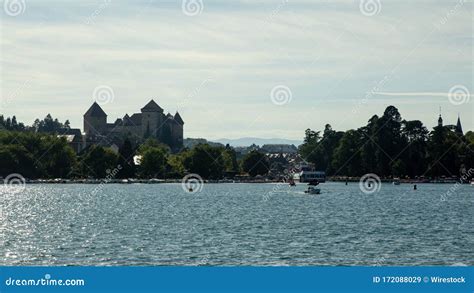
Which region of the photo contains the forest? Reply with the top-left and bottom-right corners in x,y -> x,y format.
299,106 -> 474,178
1,105 -> 473,180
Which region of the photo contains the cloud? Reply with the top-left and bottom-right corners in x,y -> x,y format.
1,0 -> 472,137
373,92 -> 473,98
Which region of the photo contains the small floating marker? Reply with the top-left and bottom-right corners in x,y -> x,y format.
413,184 -> 417,190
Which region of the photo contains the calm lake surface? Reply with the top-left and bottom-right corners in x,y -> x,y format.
1,183 -> 473,266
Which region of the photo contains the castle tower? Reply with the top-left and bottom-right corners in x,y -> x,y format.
140,99 -> 164,139
84,102 -> 107,135
173,111 -> 184,148
456,115 -> 463,135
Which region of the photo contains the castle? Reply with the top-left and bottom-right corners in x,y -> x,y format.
83,100 -> 184,151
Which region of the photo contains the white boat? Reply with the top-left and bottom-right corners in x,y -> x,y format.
471,180 -> 474,186
304,187 -> 321,194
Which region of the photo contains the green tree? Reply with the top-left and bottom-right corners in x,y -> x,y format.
242,150 -> 269,177
139,146 -> 168,178
167,153 -> 187,178
331,129 -> 363,176
183,144 -> 225,179
400,120 -> 428,177
81,146 -> 119,178
117,138 -> 136,178
222,144 -> 239,173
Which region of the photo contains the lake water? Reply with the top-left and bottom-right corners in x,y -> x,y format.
1,182 -> 473,266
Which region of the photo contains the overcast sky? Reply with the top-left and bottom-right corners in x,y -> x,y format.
1,0 -> 473,140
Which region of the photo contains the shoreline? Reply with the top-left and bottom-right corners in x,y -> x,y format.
4,178 -> 471,184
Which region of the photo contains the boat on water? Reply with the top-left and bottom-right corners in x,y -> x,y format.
297,166 -> 326,183
471,180 -> 474,186
393,178 -> 400,185
304,186 -> 321,194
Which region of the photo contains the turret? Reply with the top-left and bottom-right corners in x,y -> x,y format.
141,99 -> 164,138
83,102 -> 107,135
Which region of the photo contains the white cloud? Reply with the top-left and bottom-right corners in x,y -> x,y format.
1,0 -> 472,137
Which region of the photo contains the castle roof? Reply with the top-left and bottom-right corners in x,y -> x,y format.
174,111 -> 184,125
84,102 -> 107,117
130,113 -> 142,125
141,99 -> 163,112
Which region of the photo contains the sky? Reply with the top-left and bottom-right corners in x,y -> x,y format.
1,0 -> 473,140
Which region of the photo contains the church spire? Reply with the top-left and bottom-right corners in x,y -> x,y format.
437,107 -> 443,127
456,114 -> 463,135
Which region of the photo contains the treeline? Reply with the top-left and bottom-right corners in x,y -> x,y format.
299,106 -> 474,178
0,129 -> 270,179
2,106 -> 473,180
0,114 -> 71,133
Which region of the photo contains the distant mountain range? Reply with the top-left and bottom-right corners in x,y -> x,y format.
211,137 -> 303,147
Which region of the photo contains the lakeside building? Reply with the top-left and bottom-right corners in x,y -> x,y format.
83,100 -> 184,152
59,100 -> 184,153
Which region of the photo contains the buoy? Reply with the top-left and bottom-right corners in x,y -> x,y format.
413,184 -> 417,190
345,181 -> 348,185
